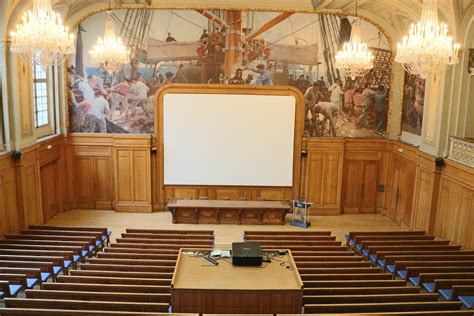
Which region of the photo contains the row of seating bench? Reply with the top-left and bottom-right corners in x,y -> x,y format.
347,231 -> 474,311
1,228 -> 215,315
0,225 -> 110,301
245,230 -> 472,314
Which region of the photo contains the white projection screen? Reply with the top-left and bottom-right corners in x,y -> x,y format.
163,93 -> 296,186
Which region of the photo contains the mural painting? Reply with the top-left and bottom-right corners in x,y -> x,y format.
68,9 -> 393,136
402,72 -> 426,136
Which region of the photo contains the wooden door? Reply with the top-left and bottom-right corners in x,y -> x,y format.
40,160 -> 60,222
342,161 -> 364,213
93,157 -> 113,209
76,157 -> 95,209
360,161 -> 379,213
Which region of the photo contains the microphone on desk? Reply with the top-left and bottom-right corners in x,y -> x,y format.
204,255 -> 219,265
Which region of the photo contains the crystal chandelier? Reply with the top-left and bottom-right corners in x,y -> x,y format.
10,0 -> 75,67
89,5 -> 130,72
335,0 -> 374,79
395,0 -> 460,79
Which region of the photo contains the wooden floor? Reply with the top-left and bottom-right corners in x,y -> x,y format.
45,210 -> 404,247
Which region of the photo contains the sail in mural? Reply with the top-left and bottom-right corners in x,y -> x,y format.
68,9 -> 392,136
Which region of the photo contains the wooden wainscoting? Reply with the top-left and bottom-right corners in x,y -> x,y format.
303,139 -> 344,215
0,153 -> 21,237
68,134 -> 152,213
434,159 -> 474,249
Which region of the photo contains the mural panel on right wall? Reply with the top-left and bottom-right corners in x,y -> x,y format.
402,72 -> 426,136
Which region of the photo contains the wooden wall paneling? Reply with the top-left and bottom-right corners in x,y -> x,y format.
14,146 -> 42,229
304,139 -> 344,215
151,137 -> 160,211
411,154 -> 441,233
360,161 -> 379,213
156,85 -> 305,210
342,160 -> 363,213
70,134 -> 114,210
0,154 -> 20,237
114,135 -> 152,212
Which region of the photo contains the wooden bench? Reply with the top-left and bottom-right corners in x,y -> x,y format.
433,279 -> 474,293
0,255 -> 70,272
292,312 -> 474,316
407,269 -> 474,285
365,245 -> 463,256
0,249 -> 79,268
79,263 -> 174,273
103,247 -> 180,255
4,298 -> 169,313
87,258 -> 176,267
347,231 -> 426,244
451,286 -> 474,309
294,267 -> 383,274
287,248 -> 351,255
246,240 -> 342,246
56,275 -> 171,286
245,235 -> 337,241
29,225 -> 111,244
119,236 -> 213,245
354,235 -> 436,243
358,240 -> 451,255
303,301 -> 463,313
4,235 -> 98,251
25,289 -> 170,303
0,261 -> 57,282
0,244 -> 87,261
0,240 -> 91,257
0,309 -> 192,315
0,268 -> 42,287
303,286 -> 422,296
303,280 -> 407,288
294,256 -> 364,262
371,250 -> 474,265
97,252 -> 178,261
125,229 -> 213,235
300,273 -> 393,281
21,230 -> 103,246
0,273 -> 30,290
303,293 -> 440,304
120,233 -> 214,241
112,242 -> 211,250
69,270 -> 173,280
244,231 -> 332,236
291,251 -> 355,257
393,261 -> 474,276
43,282 -> 170,293
297,261 -> 373,269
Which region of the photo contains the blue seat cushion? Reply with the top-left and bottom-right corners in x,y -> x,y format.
64,260 -> 72,269
362,249 -> 369,256
53,266 -> 62,275
439,289 -> 452,300
0,291 -> 4,299
377,259 -> 385,267
82,250 -> 88,257
458,296 -> 474,309
344,234 -> 350,241
397,270 -> 407,279
350,239 -> 356,246
26,278 -> 38,289
73,255 -> 80,263
9,284 -> 22,296
386,265 -> 396,273
408,277 -> 420,285
369,254 -> 378,263
102,235 -> 107,241
422,282 -> 436,293
41,272 -> 51,282
356,244 -> 363,251
88,245 -> 95,252
95,240 -> 101,246
107,230 -> 112,237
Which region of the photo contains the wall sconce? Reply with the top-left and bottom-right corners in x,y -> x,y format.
469,49 -> 474,75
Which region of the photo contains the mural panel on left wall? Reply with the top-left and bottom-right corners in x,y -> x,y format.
68,8 -> 392,136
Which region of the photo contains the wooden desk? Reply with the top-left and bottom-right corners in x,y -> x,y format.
171,249 -> 303,314
167,200 -> 290,225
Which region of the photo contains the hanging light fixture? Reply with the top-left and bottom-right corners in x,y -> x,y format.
335,0 -> 374,79
10,0 -> 75,67
395,0 -> 460,79
89,0 -> 130,72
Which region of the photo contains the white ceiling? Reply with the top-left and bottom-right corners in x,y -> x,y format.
2,0 -> 473,44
